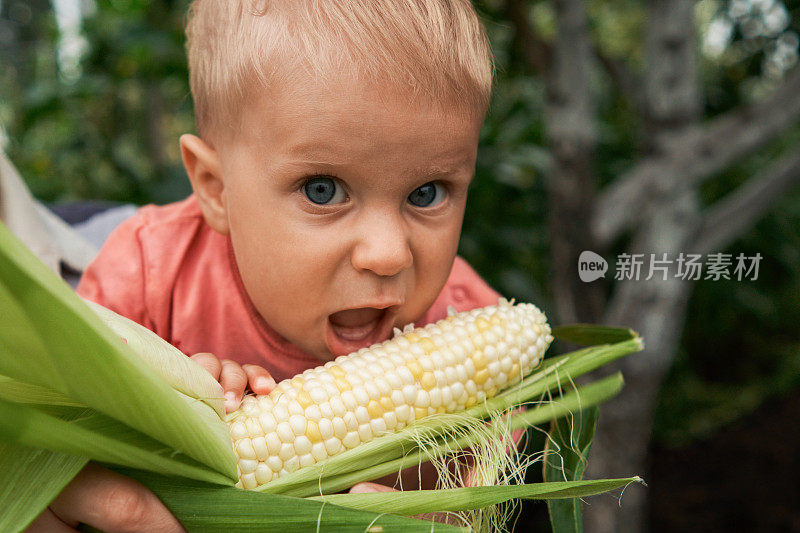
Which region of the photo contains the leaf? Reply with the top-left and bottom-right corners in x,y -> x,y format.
552,324 -> 639,346
120,469 -> 466,533
307,478 -> 643,515
0,222 -> 236,482
543,406 -> 600,533
0,441 -> 88,532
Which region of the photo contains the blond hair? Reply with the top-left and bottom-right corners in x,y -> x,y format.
186,0 -> 494,140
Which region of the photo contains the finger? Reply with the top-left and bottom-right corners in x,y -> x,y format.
242,364 -> 277,394
219,359 -> 248,413
24,507 -> 75,532
49,463 -> 185,533
349,482 -> 397,493
189,352 -> 222,381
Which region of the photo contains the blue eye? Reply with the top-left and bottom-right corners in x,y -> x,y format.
408,182 -> 445,207
303,177 -> 346,205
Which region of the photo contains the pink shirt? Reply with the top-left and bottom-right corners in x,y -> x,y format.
77,196 -> 501,382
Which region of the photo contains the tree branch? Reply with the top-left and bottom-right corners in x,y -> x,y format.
692,146 -> 800,255
594,66 -> 800,247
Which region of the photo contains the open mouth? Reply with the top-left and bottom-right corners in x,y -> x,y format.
325,306 -> 398,357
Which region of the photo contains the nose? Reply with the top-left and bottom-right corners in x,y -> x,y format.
350,211 -> 413,277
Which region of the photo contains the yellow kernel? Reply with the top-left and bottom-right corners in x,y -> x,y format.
414,407 -> 428,420
474,369 -> 490,385
334,377 -> 352,392
419,337 -> 436,355
420,372 -> 436,390
306,420 -> 322,443
296,390 -> 313,408
475,317 -> 491,332
465,397 -> 477,408
291,377 -> 305,389
510,363 -> 520,376
379,397 -> 394,412
367,400 -> 383,419
436,406 -> 447,414
472,350 -> 487,370
487,387 -> 498,398
329,365 -> 345,378
405,332 -> 421,342
407,360 -> 423,379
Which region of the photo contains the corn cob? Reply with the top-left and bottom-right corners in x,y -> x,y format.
227,298 -> 552,489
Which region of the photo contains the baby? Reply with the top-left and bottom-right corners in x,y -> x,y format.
34,1 -> 500,530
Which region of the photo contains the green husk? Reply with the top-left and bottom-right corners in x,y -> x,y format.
308,478 -> 644,515
544,406 -> 600,532
119,469 -> 467,533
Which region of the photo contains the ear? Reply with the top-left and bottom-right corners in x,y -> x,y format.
180,134 -> 229,235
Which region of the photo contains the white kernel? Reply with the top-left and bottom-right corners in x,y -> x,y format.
342,431 -> 360,449
289,415 -> 306,435
276,422 -> 294,443
355,405 -> 370,424
395,404 -> 411,423
240,472 -> 257,489
324,437 -> 342,455
272,404 -> 289,422
429,388 -> 442,408
294,435 -> 312,455
305,404 -> 321,421
320,402 -> 334,419
434,370 -> 446,386
278,469 -> 289,478
391,389 -> 405,406
332,417 -> 347,439
441,387 -> 453,406
386,372 -> 402,390
278,443 -> 295,460
240,396 -> 260,417
374,377 -> 391,397
266,433 -> 281,455
357,424 -> 373,442
484,344 -> 498,362
236,438 -> 256,460
238,458 -> 258,475
341,391 -> 357,410
353,388 -> 370,406
370,417 -> 387,436
318,418 -> 333,440
451,382 -> 465,401
267,456 -> 282,472
230,420 -> 248,440
289,401 -> 305,416
466,380 -> 477,397
311,442 -> 328,462
463,358 -> 476,377
299,454 -> 315,468
343,411 -> 359,431
244,417 -> 264,438
431,353 -> 445,369
329,397 -> 346,417
397,367 -> 415,384
415,389 -> 430,408
383,411 -> 398,429
255,463 -> 273,485
500,356 -> 513,373
402,384 -> 417,404
309,387 -> 327,403
364,382 -> 380,400
419,356 -> 434,372
252,437 -> 268,460
446,366 -> 459,384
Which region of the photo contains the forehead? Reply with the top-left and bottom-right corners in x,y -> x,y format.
231,71 -> 484,164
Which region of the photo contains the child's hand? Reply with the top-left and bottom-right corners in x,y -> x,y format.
190,353 -> 277,413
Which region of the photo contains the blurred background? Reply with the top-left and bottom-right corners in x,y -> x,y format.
1,0 -> 799,531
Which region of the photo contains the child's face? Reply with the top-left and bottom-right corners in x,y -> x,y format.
192,73 -> 483,361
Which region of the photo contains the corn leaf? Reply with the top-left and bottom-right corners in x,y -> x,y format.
544,406 -> 600,533
307,478 -> 643,515
0,222 -> 236,482
552,324 -> 638,346
0,397 -> 233,484
118,469 -> 466,532
0,439 -> 88,532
